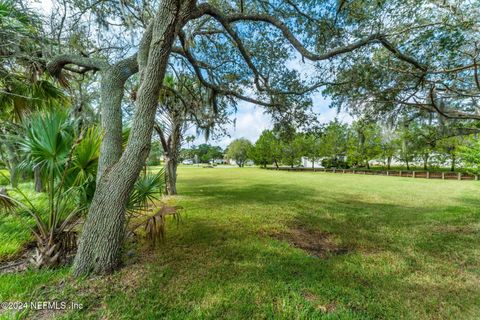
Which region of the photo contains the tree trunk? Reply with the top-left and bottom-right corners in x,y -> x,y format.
387,156 -> 391,170
34,165 -> 43,192
406,160 -> 410,170
165,155 -> 177,195
366,161 -> 370,169
451,154 -> 456,172
72,0 -> 184,277
97,56 -> 139,181
6,144 -> 18,187
9,167 -> 18,188
274,159 -> 279,168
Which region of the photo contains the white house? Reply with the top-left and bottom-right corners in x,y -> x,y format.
301,157 -> 324,168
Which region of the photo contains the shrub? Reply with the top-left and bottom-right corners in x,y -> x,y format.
321,157 -> 349,169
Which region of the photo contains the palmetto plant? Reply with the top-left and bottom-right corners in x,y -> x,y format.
13,110 -> 85,268
0,110 -> 93,268
0,109 -> 171,266
65,126 -> 102,204
127,168 -> 165,214
126,168 -> 183,246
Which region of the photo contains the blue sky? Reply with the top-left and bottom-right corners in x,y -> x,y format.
193,92 -> 353,148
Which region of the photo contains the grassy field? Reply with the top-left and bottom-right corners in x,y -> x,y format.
0,183 -> 49,261
1,167 -> 479,319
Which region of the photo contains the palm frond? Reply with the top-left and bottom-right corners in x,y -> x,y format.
0,187 -> 15,213
131,204 -> 182,246
127,168 -> 165,214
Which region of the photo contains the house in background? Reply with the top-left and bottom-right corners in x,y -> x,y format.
228,159 -> 254,166
301,157 -> 324,168
210,159 -> 229,165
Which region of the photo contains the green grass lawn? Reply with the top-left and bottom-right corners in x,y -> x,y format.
1,167 -> 479,319
0,183 -> 49,261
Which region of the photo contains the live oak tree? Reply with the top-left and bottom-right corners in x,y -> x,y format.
324,0 -> 480,122
41,0 -> 436,276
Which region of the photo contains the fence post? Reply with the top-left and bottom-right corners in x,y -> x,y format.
343,169 -> 345,174
475,175 -> 478,181
353,170 -> 355,174
426,171 -> 430,179
413,171 -> 416,178
442,172 -> 445,180
399,171 -> 402,177
458,172 -> 461,181
386,171 -> 389,176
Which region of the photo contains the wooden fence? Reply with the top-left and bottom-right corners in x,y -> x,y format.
263,167 -> 479,181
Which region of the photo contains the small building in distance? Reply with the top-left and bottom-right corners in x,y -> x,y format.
301,157 -> 324,168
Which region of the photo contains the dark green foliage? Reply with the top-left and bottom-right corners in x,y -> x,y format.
181,144 -> 224,164
321,157 -> 349,169
250,130 -> 281,167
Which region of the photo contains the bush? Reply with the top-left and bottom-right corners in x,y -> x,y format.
321,157 -> 349,169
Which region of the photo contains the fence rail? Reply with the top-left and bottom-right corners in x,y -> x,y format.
263,167 -> 479,181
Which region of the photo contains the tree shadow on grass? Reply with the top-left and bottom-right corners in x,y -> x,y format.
178,175 -> 479,265
107,215 -> 479,319
106,173 -> 480,318
180,180 -> 320,206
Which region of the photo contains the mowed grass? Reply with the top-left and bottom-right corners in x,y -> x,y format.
1,167 -> 480,319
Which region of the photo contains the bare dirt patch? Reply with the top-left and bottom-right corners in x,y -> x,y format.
0,248 -> 35,274
303,291 -> 337,313
267,225 -> 350,258
433,225 -> 479,234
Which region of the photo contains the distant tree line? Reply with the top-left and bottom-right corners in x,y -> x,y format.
179,144 -> 224,164
249,116 -> 480,172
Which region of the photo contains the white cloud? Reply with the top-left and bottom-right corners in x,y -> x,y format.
188,101 -> 272,148
311,92 -> 354,124
188,93 -> 354,149
29,0 -> 53,14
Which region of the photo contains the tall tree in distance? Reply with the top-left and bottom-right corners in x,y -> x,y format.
227,138 -> 252,167
251,130 -> 280,168
281,133 -> 307,168
303,130 -> 323,169
319,120 -> 349,168
347,120 -> 382,169
379,126 -> 400,170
